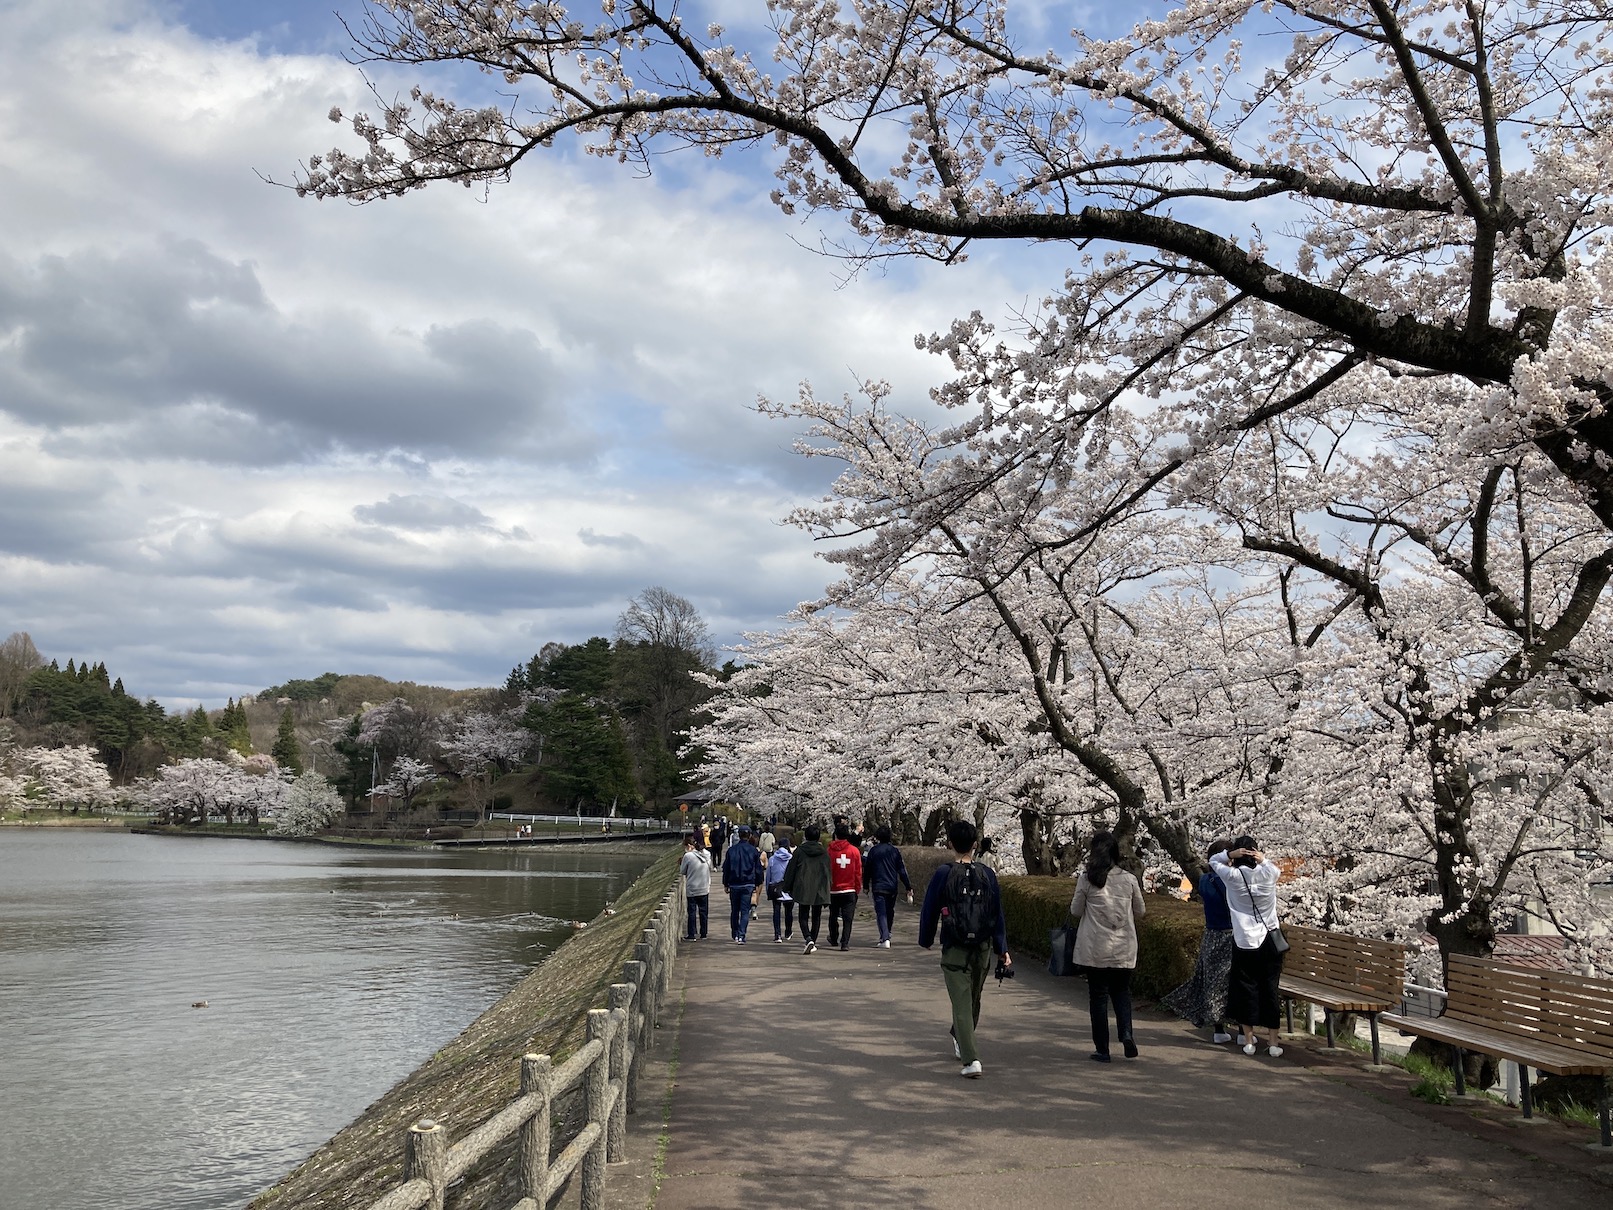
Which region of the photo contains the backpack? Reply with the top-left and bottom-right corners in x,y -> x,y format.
943,862 -> 996,948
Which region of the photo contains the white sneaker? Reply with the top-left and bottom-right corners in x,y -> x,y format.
880,939 -> 891,948
1212,1032 -> 1233,1044
1242,1042 -> 1257,1056
1268,1044 -> 1284,1058
960,1060 -> 982,1078
803,940 -> 816,954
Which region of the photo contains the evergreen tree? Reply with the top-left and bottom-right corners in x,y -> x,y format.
271,707 -> 304,775
220,698 -> 252,756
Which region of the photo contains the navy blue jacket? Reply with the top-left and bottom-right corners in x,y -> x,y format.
1198,869 -> 1232,932
917,861 -> 1007,954
721,840 -> 764,890
862,842 -> 912,895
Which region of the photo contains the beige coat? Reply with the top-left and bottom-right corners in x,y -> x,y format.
1070,869 -> 1146,969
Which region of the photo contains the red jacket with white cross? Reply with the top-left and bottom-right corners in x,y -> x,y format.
828,839 -> 863,894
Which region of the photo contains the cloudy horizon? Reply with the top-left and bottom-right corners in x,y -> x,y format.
0,0 -> 1041,709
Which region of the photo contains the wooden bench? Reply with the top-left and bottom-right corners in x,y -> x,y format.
1278,924 -> 1408,1066
1382,955 -> 1613,1148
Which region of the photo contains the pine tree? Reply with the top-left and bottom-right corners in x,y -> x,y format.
271,707 -> 303,775
221,698 -> 252,756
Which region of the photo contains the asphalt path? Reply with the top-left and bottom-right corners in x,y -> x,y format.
604,901 -> 1613,1209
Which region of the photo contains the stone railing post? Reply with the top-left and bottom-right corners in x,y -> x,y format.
581,1009 -> 611,1210
405,1119 -> 447,1210
518,1053 -> 551,1200
619,959 -> 647,1110
635,937 -> 657,1030
607,985 -> 633,1158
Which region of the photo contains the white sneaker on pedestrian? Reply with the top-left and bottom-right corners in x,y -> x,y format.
960,1061 -> 982,1078
1268,1044 -> 1284,1058
1242,1042 -> 1257,1056
879,939 -> 891,948
803,940 -> 816,954
1212,1032 -> 1233,1044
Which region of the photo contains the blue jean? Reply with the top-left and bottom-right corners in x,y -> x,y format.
728,885 -> 756,939
872,890 -> 897,941
685,894 -> 708,939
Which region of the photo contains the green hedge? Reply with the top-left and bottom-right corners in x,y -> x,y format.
998,875 -> 1205,1001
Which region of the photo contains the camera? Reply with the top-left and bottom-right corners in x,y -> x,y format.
994,956 -> 1016,984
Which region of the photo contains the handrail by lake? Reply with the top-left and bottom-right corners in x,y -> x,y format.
360,878 -> 684,1210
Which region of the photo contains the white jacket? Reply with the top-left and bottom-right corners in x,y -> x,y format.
1211,851 -> 1281,949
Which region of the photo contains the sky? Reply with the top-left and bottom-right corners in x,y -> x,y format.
0,0 -> 1047,708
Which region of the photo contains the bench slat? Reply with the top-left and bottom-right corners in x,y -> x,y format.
1382,1012 -> 1613,1076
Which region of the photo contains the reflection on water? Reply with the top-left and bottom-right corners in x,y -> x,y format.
0,830 -> 660,1210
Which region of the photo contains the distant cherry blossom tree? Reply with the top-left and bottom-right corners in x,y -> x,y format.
372,754 -> 438,812
272,772 -> 345,837
442,710 -> 530,817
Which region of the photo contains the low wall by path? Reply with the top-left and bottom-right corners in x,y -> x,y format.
250,845 -> 682,1210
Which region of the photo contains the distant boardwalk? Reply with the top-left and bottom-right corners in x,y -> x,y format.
638,909 -> 1613,1210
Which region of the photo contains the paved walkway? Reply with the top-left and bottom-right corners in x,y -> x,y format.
606,905 -> 1613,1209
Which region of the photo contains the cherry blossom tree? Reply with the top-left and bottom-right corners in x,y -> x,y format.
299,3 -> 1613,965
272,772 -> 345,836
372,754 -> 438,812
442,709 -> 531,816
10,745 -> 114,810
137,758 -> 239,826
301,2 -> 1613,542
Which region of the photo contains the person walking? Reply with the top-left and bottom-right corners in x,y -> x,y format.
1162,840 -> 1236,1043
680,834 -> 711,941
721,826 -> 765,944
826,823 -> 863,950
862,825 -> 913,948
1212,836 -> 1286,1057
918,819 -> 1012,1078
780,824 -> 832,954
758,824 -> 777,858
976,837 -> 999,871
766,837 -> 795,942
1069,831 -> 1146,1062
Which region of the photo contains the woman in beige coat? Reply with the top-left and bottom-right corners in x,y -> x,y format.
1069,832 -> 1146,1062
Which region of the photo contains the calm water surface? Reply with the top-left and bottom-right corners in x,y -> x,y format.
0,829 -> 660,1210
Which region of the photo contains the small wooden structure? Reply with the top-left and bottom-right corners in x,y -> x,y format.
1382,955 -> 1613,1148
1279,924 -> 1408,1066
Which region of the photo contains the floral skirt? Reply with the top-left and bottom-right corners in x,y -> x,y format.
1160,927 -> 1235,1028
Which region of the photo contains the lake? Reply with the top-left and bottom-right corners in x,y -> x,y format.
0,829 -> 660,1210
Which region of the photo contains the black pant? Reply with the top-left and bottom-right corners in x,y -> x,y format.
1087,967 -> 1134,1056
827,891 -> 857,948
685,894 -> 709,939
1229,936 -> 1284,1029
798,903 -> 823,942
772,897 -> 795,937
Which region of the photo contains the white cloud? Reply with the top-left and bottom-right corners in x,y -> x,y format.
0,0 -> 1038,704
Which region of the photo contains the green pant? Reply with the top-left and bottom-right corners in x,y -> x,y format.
940,944 -> 993,1063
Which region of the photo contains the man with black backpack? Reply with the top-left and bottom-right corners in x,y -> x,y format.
918,819 -> 1012,1078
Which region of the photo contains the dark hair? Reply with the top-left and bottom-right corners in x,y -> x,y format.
833,824 -> 851,841
978,837 -> 994,855
1208,839 -> 1229,860
875,825 -> 892,844
804,824 -> 822,842
1231,834 -> 1259,868
1085,831 -> 1122,889
947,819 -> 978,854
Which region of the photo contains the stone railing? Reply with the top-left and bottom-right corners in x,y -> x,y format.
361,880 -> 683,1210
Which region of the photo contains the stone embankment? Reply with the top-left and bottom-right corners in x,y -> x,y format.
251,846 -> 681,1210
